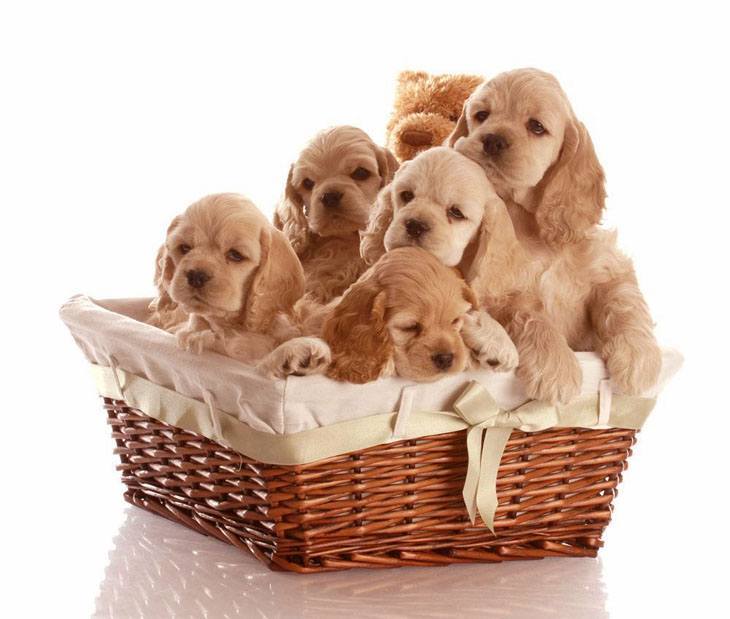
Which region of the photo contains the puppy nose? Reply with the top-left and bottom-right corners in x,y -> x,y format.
432,352 -> 454,371
405,219 -> 430,239
482,133 -> 509,156
321,191 -> 342,208
186,269 -> 211,289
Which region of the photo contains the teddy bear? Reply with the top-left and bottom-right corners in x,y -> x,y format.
386,70 -> 483,162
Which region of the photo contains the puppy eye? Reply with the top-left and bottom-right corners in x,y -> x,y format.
527,119 -> 547,135
179,243 -> 192,254
351,167 -> 371,181
400,190 -> 415,204
474,110 -> 489,123
400,322 -> 422,335
302,178 -> 315,190
448,206 -> 466,220
226,249 -> 246,262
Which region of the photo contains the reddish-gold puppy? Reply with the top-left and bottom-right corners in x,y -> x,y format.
322,247 -> 516,383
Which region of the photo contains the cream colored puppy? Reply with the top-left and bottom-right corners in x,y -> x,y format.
360,147 -> 518,373
275,126 -> 398,302
447,68 -> 661,402
148,193 -> 330,378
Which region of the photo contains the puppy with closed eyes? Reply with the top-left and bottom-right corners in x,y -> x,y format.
148,193 -> 331,378
444,68 -> 661,403
360,146 -> 519,373
323,247 -> 517,384
274,126 -> 399,303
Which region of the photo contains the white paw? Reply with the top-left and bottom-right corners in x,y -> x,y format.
462,310 -> 519,372
259,337 -> 332,379
176,326 -> 217,354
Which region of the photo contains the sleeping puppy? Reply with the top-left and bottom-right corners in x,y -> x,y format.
322,247 -> 517,383
148,193 -> 330,378
445,68 -> 661,402
274,126 -> 399,303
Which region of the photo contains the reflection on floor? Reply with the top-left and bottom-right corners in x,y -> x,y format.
95,507 -> 608,618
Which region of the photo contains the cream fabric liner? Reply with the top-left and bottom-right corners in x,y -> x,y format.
61,295 -> 683,436
91,363 -> 656,466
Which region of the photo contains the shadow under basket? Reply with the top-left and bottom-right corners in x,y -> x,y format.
104,397 -> 637,573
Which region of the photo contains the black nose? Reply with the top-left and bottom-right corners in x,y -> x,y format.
482,133 -> 509,156
432,352 -> 454,370
321,191 -> 342,208
186,269 -> 211,289
405,219 -> 430,239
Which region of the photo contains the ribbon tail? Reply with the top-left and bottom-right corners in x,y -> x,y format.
475,427 -> 512,534
462,425 -> 485,524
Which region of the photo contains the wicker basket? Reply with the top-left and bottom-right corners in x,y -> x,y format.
61,296 -> 680,573
105,397 -> 637,573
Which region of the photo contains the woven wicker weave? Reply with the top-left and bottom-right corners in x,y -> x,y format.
104,396 -> 636,573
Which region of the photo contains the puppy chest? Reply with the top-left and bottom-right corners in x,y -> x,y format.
538,264 -> 592,340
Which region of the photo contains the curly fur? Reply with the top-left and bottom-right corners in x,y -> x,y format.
148,193 -> 305,364
442,68 -> 661,401
323,247 -> 475,383
274,126 -> 398,303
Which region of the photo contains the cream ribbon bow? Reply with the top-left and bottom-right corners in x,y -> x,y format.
452,381 -> 655,534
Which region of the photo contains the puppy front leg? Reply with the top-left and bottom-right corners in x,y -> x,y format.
589,273 -> 662,395
506,307 -> 582,405
257,337 -> 332,379
462,310 -> 518,372
174,313 -> 218,354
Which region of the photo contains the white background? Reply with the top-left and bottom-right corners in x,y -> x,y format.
2,1 -> 728,617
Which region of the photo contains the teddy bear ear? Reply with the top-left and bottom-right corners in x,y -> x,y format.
397,70 -> 429,87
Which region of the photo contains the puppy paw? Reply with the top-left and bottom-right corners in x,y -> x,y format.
462,311 -> 519,372
176,326 -> 217,354
258,337 -> 332,379
603,334 -> 662,395
517,341 -> 582,405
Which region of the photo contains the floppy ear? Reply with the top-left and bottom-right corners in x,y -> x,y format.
462,196 -> 520,302
533,119 -> 606,246
273,165 -> 311,255
360,186 -> 394,266
150,215 -> 182,313
374,145 -> 399,187
445,102 -> 470,147
244,226 -> 305,333
462,281 -> 479,310
323,272 -> 392,383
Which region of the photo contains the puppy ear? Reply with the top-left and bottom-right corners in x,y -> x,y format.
533,119 -> 606,246
462,281 -> 479,310
151,215 -> 182,313
244,226 -> 305,332
445,102 -> 470,147
463,196 -> 519,301
273,165 -> 310,254
323,272 -> 392,383
360,186 -> 394,266
374,145 -> 399,188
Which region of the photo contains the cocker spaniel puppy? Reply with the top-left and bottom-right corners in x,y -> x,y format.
444,68 -> 661,402
322,247 -> 517,384
274,126 -> 399,303
359,147 -> 518,372
148,193 -> 330,378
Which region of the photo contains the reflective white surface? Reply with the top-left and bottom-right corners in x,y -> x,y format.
95,508 -> 608,619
